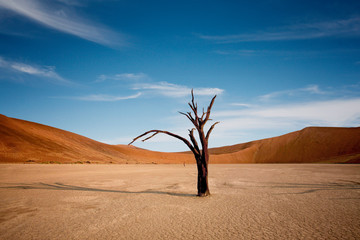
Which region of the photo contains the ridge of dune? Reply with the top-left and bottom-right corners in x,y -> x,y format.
0,114 -> 359,164
0,114 -> 129,163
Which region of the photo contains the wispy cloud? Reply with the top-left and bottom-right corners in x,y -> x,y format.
215,98 -> 360,129
250,99 -> 360,126
0,0 -> 126,47
230,103 -> 253,108
211,98 -> 360,147
259,85 -> 327,101
96,73 -> 148,82
214,48 -> 360,58
93,72 -> 224,100
200,17 -> 360,43
0,56 -> 72,85
209,83 -> 360,144
69,92 -> 142,101
133,81 -> 224,98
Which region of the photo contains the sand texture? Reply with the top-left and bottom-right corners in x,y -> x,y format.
1,114 -> 360,164
1,164 -> 360,239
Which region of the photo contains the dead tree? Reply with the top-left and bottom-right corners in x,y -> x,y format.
129,90 -> 219,197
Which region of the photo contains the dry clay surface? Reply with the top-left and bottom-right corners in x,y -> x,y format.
1,164 -> 360,239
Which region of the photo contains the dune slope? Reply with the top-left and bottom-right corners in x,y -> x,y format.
0,114 -> 359,163
209,127 -> 360,163
0,114 -> 129,163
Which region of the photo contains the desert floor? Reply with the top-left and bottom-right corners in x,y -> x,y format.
0,164 -> 359,240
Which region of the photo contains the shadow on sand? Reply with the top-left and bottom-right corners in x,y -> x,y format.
2,180 -> 360,197
0,182 -> 196,197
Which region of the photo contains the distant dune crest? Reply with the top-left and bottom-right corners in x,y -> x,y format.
0,114 -> 359,164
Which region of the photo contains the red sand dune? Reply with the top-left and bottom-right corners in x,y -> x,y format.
0,114 -> 359,164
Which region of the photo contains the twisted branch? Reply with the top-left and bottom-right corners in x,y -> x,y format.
129,89 -> 219,159
129,130 -> 197,155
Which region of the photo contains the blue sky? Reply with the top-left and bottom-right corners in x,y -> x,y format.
1,0 -> 360,151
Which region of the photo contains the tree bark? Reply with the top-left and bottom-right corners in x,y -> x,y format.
196,155 -> 210,196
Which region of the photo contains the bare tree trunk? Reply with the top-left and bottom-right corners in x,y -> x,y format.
129,90 -> 218,197
196,155 -> 210,196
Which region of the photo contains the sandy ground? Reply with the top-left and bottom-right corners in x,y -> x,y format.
0,164 -> 359,240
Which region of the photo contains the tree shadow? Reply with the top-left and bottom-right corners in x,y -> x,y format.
3,180 -> 360,197
0,182 -> 196,197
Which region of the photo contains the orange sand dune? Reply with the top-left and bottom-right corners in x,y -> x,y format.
0,114 -> 359,164
0,114 -> 129,163
209,127 -> 360,163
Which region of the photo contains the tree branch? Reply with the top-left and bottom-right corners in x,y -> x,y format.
179,111 -> 194,124
188,128 -> 200,156
190,89 -> 199,118
203,95 -> 217,124
143,132 -> 159,141
188,103 -> 196,115
191,89 -> 195,108
200,108 -> 206,120
206,121 -> 220,140
129,90 -> 218,166
128,130 -> 197,155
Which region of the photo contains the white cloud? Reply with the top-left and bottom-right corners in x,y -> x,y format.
133,81 -> 224,98
11,63 -> 56,78
96,73 -> 223,98
0,0 -> 126,47
230,103 -> 253,108
215,98 -> 360,129
0,56 -> 71,85
72,92 -> 142,101
251,99 -> 360,125
115,73 -> 147,81
96,73 -> 148,82
199,16 -> 360,43
207,83 -> 360,145
259,85 -> 327,101
207,97 -> 360,145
